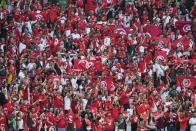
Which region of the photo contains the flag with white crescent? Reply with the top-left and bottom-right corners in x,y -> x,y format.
176,76 -> 196,88
171,35 -> 190,51
176,21 -> 192,35
155,50 -> 168,62
152,37 -> 170,49
143,24 -> 162,37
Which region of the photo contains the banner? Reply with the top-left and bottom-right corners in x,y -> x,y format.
74,58 -> 103,71
74,59 -> 94,71
176,21 -> 192,35
143,24 -> 162,37
155,51 -> 168,62
152,37 -> 170,49
176,76 -> 196,88
171,36 -> 190,51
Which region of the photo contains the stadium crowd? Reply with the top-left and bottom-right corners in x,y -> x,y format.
0,0 -> 196,131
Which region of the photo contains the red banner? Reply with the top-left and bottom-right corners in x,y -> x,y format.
176,76 -> 196,88
143,24 -> 162,37
153,37 -> 170,49
171,36 -> 190,51
74,59 -> 94,71
101,77 -> 115,92
74,58 -> 103,71
176,21 -> 192,35
155,51 -> 168,62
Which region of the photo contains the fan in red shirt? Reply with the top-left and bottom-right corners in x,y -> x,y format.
48,7 -> 58,23
66,110 -> 74,129
0,110 -> 6,131
53,92 -> 63,109
178,110 -> 189,131
46,109 -> 56,129
103,113 -> 115,131
56,110 -> 67,130
74,112 -> 83,130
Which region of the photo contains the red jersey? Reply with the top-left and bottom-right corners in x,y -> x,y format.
56,114 -> 67,128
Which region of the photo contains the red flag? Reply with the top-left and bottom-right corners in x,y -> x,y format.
176,21 -> 192,35
101,77 -> 115,92
155,51 -> 168,62
73,58 -> 81,69
171,36 -> 190,51
167,6 -> 178,17
143,24 -> 162,37
173,59 -> 196,65
74,59 -> 94,70
153,37 -> 170,49
176,76 -> 196,88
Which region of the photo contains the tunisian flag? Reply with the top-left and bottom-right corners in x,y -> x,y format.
155,51 -> 168,62
171,36 -> 190,51
176,76 -> 196,88
176,21 -> 192,35
74,58 -> 94,70
153,37 -> 170,49
101,77 -> 116,92
143,24 -> 162,37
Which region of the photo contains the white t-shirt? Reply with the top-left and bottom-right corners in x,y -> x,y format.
127,108 -> 134,117
17,118 -> 24,129
189,117 -> 196,131
71,78 -> 78,89
38,42 -> 47,51
164,101 -> 172,112
153,63 -> 168,77
61,78 -> 68,86
139,45 -> 145,53
104,37 -> 111,46
27,63 -> 35,71
82,99 -> 88,110
72,33 -> 81,39
161,91 -> 169,102
19,42 -> 26,54
64,96 -> 71,110
163,15 -> 171,27
18,71 -> 25,79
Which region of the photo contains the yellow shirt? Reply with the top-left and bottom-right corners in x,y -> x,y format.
6,74 -> 13,85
